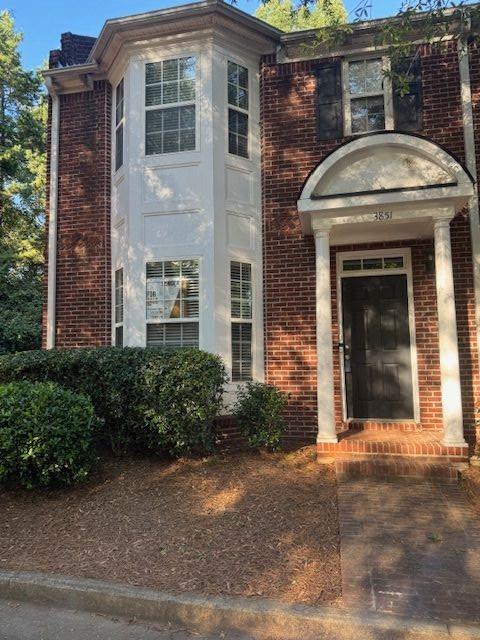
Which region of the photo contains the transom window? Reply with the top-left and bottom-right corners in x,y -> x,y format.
344,58 -> 392,135
145,57 -> 196,155
227,61 -> 249,158
146,260 -> 199,348
231,262 -> 253,382
342,256 -> 404,272
115,78 -> 124,171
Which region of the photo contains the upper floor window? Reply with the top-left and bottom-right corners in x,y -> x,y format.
115,78 -> 124,171
227,61 -> 249,158
145,57 -> 196,155
344,58 -> 393,135
146,260 -> 199,348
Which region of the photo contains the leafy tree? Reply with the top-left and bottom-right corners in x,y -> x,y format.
256,0 -> 347,32
0,10 -> 46,354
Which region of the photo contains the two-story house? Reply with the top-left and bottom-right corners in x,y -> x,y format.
43,0 -> 480,465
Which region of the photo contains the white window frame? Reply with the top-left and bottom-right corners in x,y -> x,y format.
226,60 -> 249,159
336,247 -> 420,423
230,261 -> 253,382
145,257 -> 201,348
342,56 -> 394,137
144,56 -> 197,157
114,78 -> 125,172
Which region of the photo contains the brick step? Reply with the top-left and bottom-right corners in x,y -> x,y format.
317,430 -> 469,462
335,457 -> 460,484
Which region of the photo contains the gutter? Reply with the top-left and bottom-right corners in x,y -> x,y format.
458,39 -> 480,368
44,77 -> 60,350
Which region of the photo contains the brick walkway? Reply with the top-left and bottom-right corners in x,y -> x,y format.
338,478 -> 480,623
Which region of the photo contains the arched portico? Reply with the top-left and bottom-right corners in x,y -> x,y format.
297,133 -> 475,448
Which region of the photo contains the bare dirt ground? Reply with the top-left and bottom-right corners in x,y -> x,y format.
0,447 -> 341,606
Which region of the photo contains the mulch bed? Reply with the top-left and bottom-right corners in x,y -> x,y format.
0,447 -> 341,606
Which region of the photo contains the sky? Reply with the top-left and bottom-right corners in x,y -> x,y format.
6,0 -> 402,70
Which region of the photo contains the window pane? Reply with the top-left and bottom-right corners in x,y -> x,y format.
163,59 -> 178,83
115,326 -> 123,348
231,322 -> 252,382
366,96 -> 385,131
163,82 -> 179,104
227,61 -> 238,85
351,98 -> 368,134
343,259 -> 362,271
238,65 -> 248,89
116,79 -> 124,125
365,58 -> 383,93
179,79 -> 195,102
180,57 -> 196,80
349,61 -> 366,95
146,84 -> 162,107
115,268 -> 123,323
228,108 -> 248,158
146,323 -> 199,348
146,62 -> 162,85
146,260 -> 199,323
238,87 -> 248,110
363,258 -> 383,270
228,83 -> 238,106
231,261 -> 252,320
115,124 -> 123,171
384,257 -> 404,269
146,107 -> 195,155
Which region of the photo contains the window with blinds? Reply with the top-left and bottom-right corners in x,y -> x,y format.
115,78 -> 124,171
146,260 -> 199,348
227,61 -> 249,158
230,261 -> 252,381
114,268 -> 123,347
145,57 -> 196,155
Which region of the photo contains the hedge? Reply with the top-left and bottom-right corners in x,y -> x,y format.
0,381 -> 100,488
0,348 -> 227,456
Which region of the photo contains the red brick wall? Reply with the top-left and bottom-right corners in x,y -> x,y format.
261,42 -> 480,443
42,81 -> 112,348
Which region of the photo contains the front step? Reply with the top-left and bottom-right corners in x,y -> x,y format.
317,429 -> 469,462
335,456 -> 461,484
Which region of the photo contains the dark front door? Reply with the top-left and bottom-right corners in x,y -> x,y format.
342,274 -> 414,420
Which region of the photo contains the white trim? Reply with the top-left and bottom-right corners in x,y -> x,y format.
46,81 -> 60,350
336,247 -> 420,424
458,42 -> 480,375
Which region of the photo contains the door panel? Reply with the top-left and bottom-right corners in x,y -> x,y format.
342,274 -> 414,420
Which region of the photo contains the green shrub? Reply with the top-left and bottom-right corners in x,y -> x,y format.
233,381 -> 288,451
0,381 -> 100,488
0,348 -> 227,456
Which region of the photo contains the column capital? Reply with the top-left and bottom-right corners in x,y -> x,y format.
433,215 -> 454,229
313,223 -> 332,239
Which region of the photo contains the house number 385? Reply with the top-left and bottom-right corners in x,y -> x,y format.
372,211 -> 393,221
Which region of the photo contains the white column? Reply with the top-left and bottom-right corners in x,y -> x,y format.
314,227 -> 338,444
434,217 -> 466,447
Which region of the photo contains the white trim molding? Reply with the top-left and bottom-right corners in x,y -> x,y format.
45,78 -> 60,350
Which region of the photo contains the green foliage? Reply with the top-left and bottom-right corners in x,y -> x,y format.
0,10 -> 46,355
255,0 -> 347,32
0,381 -> 100,488
233,381 -> 288,451
0,347 -> 228,457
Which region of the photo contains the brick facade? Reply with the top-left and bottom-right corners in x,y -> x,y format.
261,41 -> 480,444
42,81 -> 112,348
